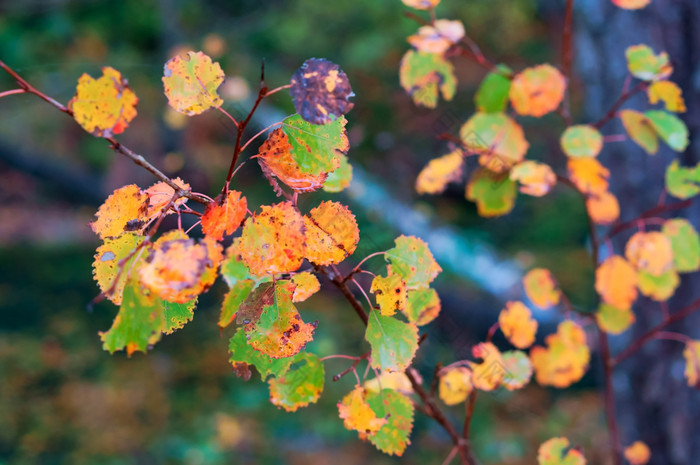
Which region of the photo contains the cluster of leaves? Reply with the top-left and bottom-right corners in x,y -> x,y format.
400,0 -> 697,463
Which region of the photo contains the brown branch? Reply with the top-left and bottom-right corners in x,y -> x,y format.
605,198 -> 693,239
561,0 -> 574,124
592,80 -> 648,129
599,333 -> 623,465
462,390 -> 477,439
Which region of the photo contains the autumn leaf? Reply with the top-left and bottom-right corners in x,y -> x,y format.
595,255 -> 638,310
415,149 -> 463,195
289,58 -> 354,125
220,238 -> 260,285
469,342 -> 505,391
498,301 -> 538,349
268,352 -> 324,412
509,64 -> 566,117
364,389 -> 414,456
236,281 -> 276,325
626,45 -> 672,81
201,190 -> 248,241
439,367 -> 473,405
69,66 -> 138,137
537,437 -> 586,465
403,288 -> 441,326
466,168 -> 517,217
475,65 -> 513,113
648,81 -> 686,112
460,113 -> 529,173
144,177 -> 190,221
291,272 -> 321,303
637,269 -> 679,301
523,268 -> 561,309
624,441 -> 651,465
219,279 -> 256,329
371,271 -> 408,317
385,235 -> 442,289
364,371 -> 416,395
162,51 -> 224,115
93,233 -> 144,305
407,19 -> 465,55
402,0 -> 440,9
162,298 -> 197,335
619,110 -> 658,155
323,153 -> 353,193
645,110 -> 689,152
281,114 -> 349,176
399,50 -> 457,108
238,202 -> 306,275
509,160 -> 557,197
587,191 -> 620,225
338,386 -> 387,436
228,328 -> 294,381
501,350 -> 533,390
91,184 -> 149,240
366,310 -> 419,372
303,201 -> 359,266
530,320 -> 590,388
662,218 -> 700,273
625,231 -> 674,276
596,303 -> 635,335
665,160 -> 700,199
560,125 -> 603,158
612,0 -> 650,10
683,340 -> 700,388
568,158 -> 609,195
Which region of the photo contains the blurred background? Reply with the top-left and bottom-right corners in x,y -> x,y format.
0,0 -> 698,464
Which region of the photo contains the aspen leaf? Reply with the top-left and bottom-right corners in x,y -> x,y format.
665,160 -> 700,199
460,113 -> 529,172
523,268 -> 561,309
645,110 -> 689,152
239,202 -> 306,275
228,328 -> 294,381
683,340 -> 700,388
289,58 -> 354,125
91,185 -> 149,240
385,235 -> 442,289
268,352 -> 324,412
69,66 -> 138,137
475,65 -> 512,113
637,269 -> 679,301
162,51 -> 224,115
236,281 -> 276,325
587,191 -> 620,225
200,190 -> 247,241
596,303 -> 635,335
625,231 -> 674,276
162,298 -> 197,335
509,160 -> 556,197
304,201 -> 359,265
366,310 -> 419,372
371,271 -> 407,317
364,389 -> 414,456
338,387 -> 387,436
323,153 -> 353,193
219,280 -> 256,329
648,81 -> 686,113
501,350 -> 533,390
439,367 -> 473,405
619,110 -> 658,155
612,0 -> 650,10
407,20 -> 465,55
624,441 -> 651,465
364,371 -> 415,395
662,218 -> 700,273
220,238 -> 259,286
399,50 -> 456,108
470,342 -> 505,391
403,288 -> 441,326
530,321 -> 590,388
281,114 -> 349,177
466,168 -> 517,217
415,149 -> 463,195
568,158 -> 609,195
402,0 -> 440,9
560,125 -> 603,158
509,64 -> 566,117
291,272 -> 321,302
538,437 -> 586,465
595,255 -> 638,310
626,45 -> 672,81
144,177 -> 190,221
499,301 -> 538,349
93,233 -> 144,305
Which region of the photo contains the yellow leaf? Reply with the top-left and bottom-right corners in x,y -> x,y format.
371,271 -> 408,317
538,437 -> 586,465
523,268 -> 561,309
509,64 -> 566,117
401,0 -> 440,9
624,441 -> 651,465
91,184 -> 149,240
530,320 -> 590,388
586,191 -> 620,225
364,371 -> 415,395
509,160 -> 557,197
683,340 -> 700,388
612,0 -> 650,9
469,342 -> 505,391
438,367 -> 473,405
304,201 -> 359,265
648,81 -> 686,113
415,149 -> 463,195
568,158 -> 609,195
498,301 -> 538,349
338,386 -> 387,435
595,255 -> 638,310
291,272 -> 321,303
625,231 -> 674,276
162,51 -> 224,115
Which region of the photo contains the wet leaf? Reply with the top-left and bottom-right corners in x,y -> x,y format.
304,201 -> 359,265
201,190 -> 247,241
399,50 -> 456,108
509,64 -> 566,117
460,113 -> 529,172
595,255 -> 638,310
403,288 -> 441,326
364,389 -> 414,456
509,160 -> 556,197
523,268 -> 561,309
438,367 -> 473,405
415,149 -> 463,195
499,301 -> 538,349
371,271 -> 408,317
289,58 -> 354,125
662,218 -> 700,273
385,235 -> 442,289
560,125 -> 603,158
530,320 -> 590,388
648,81 -> 686,112
466,168 -> 517,217
537,437 -> 586,465
162,51 -> 224,115
91,185 -> 149,240
268,352 -> 324,412
596,303 -> 635,335
626,45 -> 672,81
366,310 -> 419,372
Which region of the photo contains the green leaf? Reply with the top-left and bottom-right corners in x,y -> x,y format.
501,350 -> 533,390
99,278 -> 165,355
459,113 -> 529,171
665,160 -> 700,199
619,110 -> 658,155
662,218 -> 700,273
162,298 -> 197,335
323,153 -> 353,193
645,110 -> 689,152
403,288 -> 441,326
475,65 -> 512,113
625,44 -> 672,81
399,50 -> 456,108
281,114 -> 349,176
228,328 -> 294,380
596,303 -> 635,335
538,437 -> 586,465
366,310 -> 419,372
268,352 -> 324,412
638,269 -> 680,301
560,125 -> 603,158
219,279 -> 256,329
385,235 -> 442,289
365,389 -> 415,456
466,167 -> 517,217
221,245 -> 254,286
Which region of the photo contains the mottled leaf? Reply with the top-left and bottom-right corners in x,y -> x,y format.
323,153 -> 353,193
469,342 -> 505,391
466,168 -> 517,217
596,303 -> 635,335
291,272 -> 321,302
403,288 -> 441,326
560,125 -> 603,158
460,113 -> 529,172
407,20 -> 465,55
399,50 -> 456,108
281,114 -> 349,176
439,367 -> 473,405
501,350 -> 533,391
499,301 -> 538,349
93,233 -> 144,305
162,51 -> 224,115
338,386 -> 387,435
289,58 -> 354,125
365,389 -> 414,456
228,328 -> 294,381
509,64 -> 566,117
91,185 -> 149,240
625,231 -> 674,276
268,352 -> 324,412
530,321 -> 590,388
523,268 -> 561,309
626,45 -> 672,81
201,190 -> 247,241
509,160 -> 556,197
385,235 -> 442,289
304,201 -> 359,265
637,269 -> 679,301
648,81 -> 686,113
371,271 -> 407,317
666,160 -> 700,199
537,437 -> 586,465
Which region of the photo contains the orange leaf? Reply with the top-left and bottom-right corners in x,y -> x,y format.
144,177 -> 190,221
304,201 -> 359,265
338,386 -> 387,436
415,149 -> 463,195
683,340 -> 700,388
498,301 -> 538,349
612,0 -> 650,9
201,191 -> 248,241
586,191 -> 620,225
530,320 -> 590,388
407,20 -> 465,55
523,268 -> 561,309
625,231 -> 674,276
238,202 -> 306,275
69,66 -> 138,137
509,64 -> 566,117
509,160 -> 557,197
91,184 -> 149,240
624,441 -> 651,465
595,255 -> 638,310
568,158 -> 609,195
469,342 -> 505,391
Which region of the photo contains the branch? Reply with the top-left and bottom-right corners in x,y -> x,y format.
599,333 -> 623,465
561,0 -> 574,124
605,198 -> 693,239
592,80 -> 648,129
